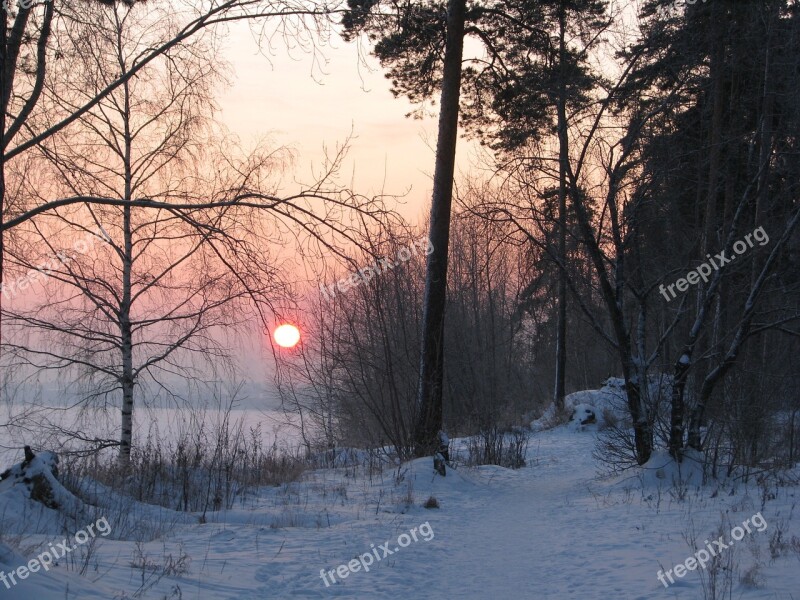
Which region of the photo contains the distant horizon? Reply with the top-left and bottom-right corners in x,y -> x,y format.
4,375 -> 283,411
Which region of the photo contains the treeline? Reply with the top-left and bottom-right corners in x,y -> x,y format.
283,0 -> 800,475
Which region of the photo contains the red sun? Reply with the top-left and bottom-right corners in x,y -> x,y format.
273,324 -> 301,348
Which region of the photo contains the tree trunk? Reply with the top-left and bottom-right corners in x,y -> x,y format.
569,183 -> 652,465
0,10 -> 9,362
414,0 -> 466,458
119,80 -> 135,464
119,249 -> 134,463
625,375 -> 651,465
0,3 -> 52,354
669,5 -> 726,458
669,352 -> 690,458
553,4 -> 568,412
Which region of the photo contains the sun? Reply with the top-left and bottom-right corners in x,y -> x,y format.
273,323 -> 301,348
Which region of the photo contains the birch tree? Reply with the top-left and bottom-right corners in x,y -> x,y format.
0,0 -> 340,354
2,0 -> 388,462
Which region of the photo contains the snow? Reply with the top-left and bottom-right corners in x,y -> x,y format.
0,394 -> 798,598
567,403 -> 599,430
531,377 -> 634,431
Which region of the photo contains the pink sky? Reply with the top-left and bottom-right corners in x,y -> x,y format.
216,23 -> 481,226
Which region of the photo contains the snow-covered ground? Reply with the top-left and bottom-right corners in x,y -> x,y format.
1,394 -> 798,599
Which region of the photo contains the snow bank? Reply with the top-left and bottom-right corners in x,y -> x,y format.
532,375 -> 673,432
639,448 -> 705,489
0,448 -> 85,533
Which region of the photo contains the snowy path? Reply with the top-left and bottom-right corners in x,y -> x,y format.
400,432 -> 660,599
425,435 -> 653,599
228,429 -> 797,600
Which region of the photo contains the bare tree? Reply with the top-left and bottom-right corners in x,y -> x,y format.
276,203 -> 538,463
1,0 -> 389,462
276,222 -> 427,460
0,0 -> 342,358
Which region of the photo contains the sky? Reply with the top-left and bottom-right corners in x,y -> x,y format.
216,22 -> 469,225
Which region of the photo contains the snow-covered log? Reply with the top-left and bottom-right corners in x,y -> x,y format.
0,446 -> 61,509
